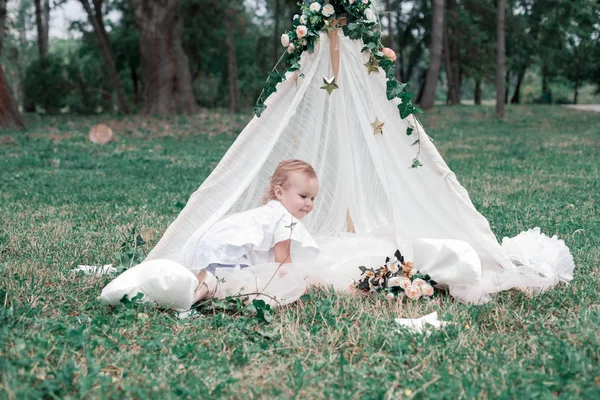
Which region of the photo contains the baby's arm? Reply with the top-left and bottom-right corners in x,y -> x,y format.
274,240 -> 292,264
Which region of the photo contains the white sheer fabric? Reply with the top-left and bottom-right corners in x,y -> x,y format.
146,31 -> 574,305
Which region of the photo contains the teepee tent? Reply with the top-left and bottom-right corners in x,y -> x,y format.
145,10 -> 573,304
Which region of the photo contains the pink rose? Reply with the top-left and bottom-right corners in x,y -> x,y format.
412,278 -> 427,286
421,283 -> 434,297
296,25 -> 308,39
281,33 -> 290,47
405,284 -> 422,300
382,47 -> 397,61
399,277 -> 412,289
362,0 -> 368,3
287,43 -> 296,54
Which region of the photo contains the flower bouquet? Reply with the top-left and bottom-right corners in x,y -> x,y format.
353,250 -> 436,300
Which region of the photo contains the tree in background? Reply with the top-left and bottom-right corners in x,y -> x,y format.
32,0 -> 48,58
224,6 -> 240,113
130,0 -> 197,115
443,0 -> 461,104
78,0 -> 130,113
495,0 -> 505,117
420,0 -> 444,110
556,0 -> 599,104
0,0 -> 25,129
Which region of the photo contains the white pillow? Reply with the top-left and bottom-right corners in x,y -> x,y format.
100,259 -> 198,312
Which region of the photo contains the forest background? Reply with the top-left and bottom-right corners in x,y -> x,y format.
0,0 -> 599,128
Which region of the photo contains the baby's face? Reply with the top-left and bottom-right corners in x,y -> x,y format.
275,171 -> 319,219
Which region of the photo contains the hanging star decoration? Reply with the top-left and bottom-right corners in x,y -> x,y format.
364,58 -> 380,74
371,117 -> 385,135
320,76 -> 339,95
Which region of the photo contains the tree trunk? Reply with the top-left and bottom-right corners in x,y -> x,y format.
385,0 -> 401,81
131,64 -> 140,106
444,0 -> 460,105
130,0 -> 198,115
504,68 -> 510,104
15,5 -> 34,112
542,64 -> 548,94
273,0 -> 280,65
0,66 -> 25,130
80,0 -> 130,114
33,0 -> 49,59
510,67 -> 525,104
443,34 -> 461,104
415,69 -> 426,104
0,0 -> 25,130
573,77 -> 579,105
0,0 -> 6,53
225,13 -> 240,113
474,77 -> 481,105
420,0 -> 445,110
495,0 -> 505,117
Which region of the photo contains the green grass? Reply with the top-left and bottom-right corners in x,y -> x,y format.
1,105 -> 599,399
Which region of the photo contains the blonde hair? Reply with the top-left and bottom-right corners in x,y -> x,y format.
263,159 -> 317,203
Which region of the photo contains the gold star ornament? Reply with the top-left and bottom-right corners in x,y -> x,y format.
371,117 -> 385,135
364,58 -> 380,74
320,76 -> 339,95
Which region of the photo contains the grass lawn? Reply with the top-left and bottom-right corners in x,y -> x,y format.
1,105 -> 599,399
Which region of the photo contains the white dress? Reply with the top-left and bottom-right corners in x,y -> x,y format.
190,200 -> 320,305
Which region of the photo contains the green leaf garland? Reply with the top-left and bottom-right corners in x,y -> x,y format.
253,0 -> 424,167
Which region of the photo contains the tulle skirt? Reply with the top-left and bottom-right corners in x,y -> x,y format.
211,228 -> 574,306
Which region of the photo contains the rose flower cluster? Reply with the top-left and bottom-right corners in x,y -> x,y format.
352,250 -> 436,300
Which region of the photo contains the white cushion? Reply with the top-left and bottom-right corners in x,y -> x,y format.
100,259 -> 198,311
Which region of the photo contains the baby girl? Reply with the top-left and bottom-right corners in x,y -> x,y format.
192,159 -> 320,302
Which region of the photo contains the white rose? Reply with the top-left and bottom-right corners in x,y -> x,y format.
322,3 -> 335,17
387,277 -> 402,287
287,43 -> 296,53
364,8 -> 376,23
281,33 -> 290,47
296,25 -> 308,39
362,0 -> 369,3
293,14 -> 299,20
421,284 -> 434,297
387,262 -> 399,273
309,2 -> 321,12
300,14 -> 308,24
